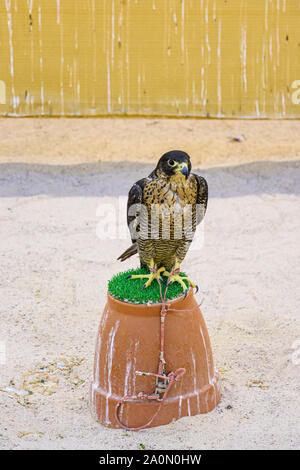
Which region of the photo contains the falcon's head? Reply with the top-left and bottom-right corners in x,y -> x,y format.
155,150 -> 191,181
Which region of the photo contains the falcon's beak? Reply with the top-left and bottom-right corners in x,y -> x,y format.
176,162 -> 188,176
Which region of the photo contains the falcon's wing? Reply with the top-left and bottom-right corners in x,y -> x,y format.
127,178 -> 149,243
192,173 -> 208,225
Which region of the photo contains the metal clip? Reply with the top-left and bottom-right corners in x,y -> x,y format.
155,364 -> 169,395
155,376 -> 168,395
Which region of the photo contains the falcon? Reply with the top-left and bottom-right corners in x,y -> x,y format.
117,150 -> 208,296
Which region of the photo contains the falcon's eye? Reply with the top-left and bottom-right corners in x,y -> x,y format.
168,159 -> 175,166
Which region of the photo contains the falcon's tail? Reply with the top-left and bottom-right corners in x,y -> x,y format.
117,243 -> 138,262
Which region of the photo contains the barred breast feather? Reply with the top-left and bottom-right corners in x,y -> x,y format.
120,171 -> 208,271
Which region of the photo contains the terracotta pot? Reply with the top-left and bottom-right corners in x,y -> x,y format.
90,288 -> 221,429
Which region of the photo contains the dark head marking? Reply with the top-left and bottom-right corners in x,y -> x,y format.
155,150 -> 191,179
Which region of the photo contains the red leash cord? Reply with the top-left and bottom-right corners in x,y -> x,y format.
114,268 -> 201,431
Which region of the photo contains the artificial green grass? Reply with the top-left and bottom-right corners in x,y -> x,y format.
108,267 -> 189,304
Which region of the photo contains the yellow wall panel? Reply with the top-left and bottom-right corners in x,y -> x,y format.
0,0 -> 300,117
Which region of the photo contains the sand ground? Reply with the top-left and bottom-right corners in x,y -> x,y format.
0,118 -> 299,450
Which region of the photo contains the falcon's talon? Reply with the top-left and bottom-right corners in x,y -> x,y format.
194,285 -> 199,294
162,261 -> 197,296
126,260 -> 166,290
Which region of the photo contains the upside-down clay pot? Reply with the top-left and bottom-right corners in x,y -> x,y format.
90,288 -> 221,429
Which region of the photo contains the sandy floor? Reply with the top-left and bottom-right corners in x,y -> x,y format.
1,117 -> 300,167
0,118 -> 299,450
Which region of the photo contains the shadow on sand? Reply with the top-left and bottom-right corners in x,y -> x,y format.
0,159 -> 299,198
